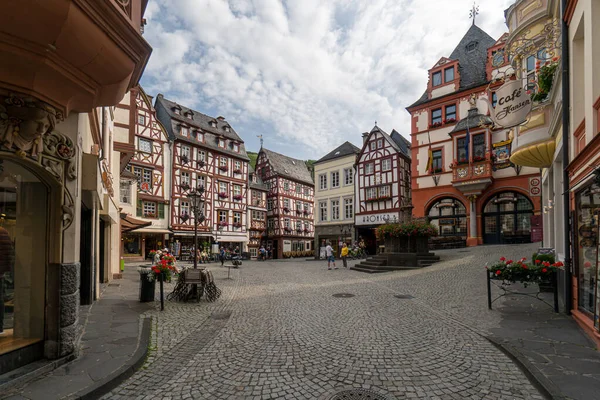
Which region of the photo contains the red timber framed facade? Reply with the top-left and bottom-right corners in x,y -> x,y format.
256,148 -> 314,259
155,95 -> 250,258
115,86 -> 171,261
406,24 -> 541,248
247,166 -> 268,259
355,126 -> 412,255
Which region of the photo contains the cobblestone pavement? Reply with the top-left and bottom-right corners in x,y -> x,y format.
103,245 -> 547,400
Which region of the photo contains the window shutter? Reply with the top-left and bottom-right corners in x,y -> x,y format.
158,203 -> 165,219
136,200 -> 142,217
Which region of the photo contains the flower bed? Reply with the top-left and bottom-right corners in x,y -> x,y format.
376,219 -> 438,240
487,257 -> 563,287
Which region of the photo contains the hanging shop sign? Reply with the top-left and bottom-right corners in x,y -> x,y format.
492,140 -> 513,170
485,80 -> 532,128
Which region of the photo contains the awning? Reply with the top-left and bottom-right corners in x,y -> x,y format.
121,214 -> 152,233
129,228 -> 172,234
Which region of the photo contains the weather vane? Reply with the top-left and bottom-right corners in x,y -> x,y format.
374,120 -> 377,126
469,3 -> 479,25
257,134 -> 263,148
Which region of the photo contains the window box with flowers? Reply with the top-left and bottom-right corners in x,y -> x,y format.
531,58 -> 559,102
197,160 -> 205,168
303,210 -> 309,216
472,155 -> 486,162
428,121 -> 443,129
486,256 -> 563,312
180,183 -> 190,191
219,165 -> 228,172
233,169 -> 242,174
442,118 -> 456,124
284,226 -> 292,233
218,192 -> 228,199
303,228 -> 310,233
365,196 -> 391,203
283,207 -> 290,213
233,194 -> 244,201
218,221 -> 229,228
180,155 -> 189,164
232,222 -> 242,228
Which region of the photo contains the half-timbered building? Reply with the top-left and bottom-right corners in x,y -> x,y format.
155,95 -> 250,258
247,165 -> 268,259
256,148 -> 314,259
406,24 -> 541,248
114,86 -> 171,261
355,126 -> 412,255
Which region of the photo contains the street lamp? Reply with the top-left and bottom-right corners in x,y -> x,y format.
188,186 -> 206,269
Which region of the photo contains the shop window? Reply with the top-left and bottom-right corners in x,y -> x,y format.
0,160 -> 47,355
427,198 -> 467,237
576,184 -> 600,317
250,248 -> 258,258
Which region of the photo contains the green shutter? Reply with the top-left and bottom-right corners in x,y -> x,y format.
136,199 -> 142,217
158,203 -> 165,219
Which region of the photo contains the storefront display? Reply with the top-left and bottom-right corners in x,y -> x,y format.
575,183 -> 600,329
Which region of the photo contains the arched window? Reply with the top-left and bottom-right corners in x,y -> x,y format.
482,191 -> 534,244
427,198 -> 467,237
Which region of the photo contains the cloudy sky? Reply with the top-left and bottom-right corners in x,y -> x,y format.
141,0 -> 514,160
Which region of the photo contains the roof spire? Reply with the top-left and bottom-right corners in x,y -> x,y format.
469,3 -> 479,26
374,120 -> 377,126
257,134 -> 263,148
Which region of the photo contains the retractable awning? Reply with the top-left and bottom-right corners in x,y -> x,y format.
129,228 -> 172,234
121,213 -> 152,233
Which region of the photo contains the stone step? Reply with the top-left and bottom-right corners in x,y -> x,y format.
360,260 -> 386,267
349,266 -> 390,274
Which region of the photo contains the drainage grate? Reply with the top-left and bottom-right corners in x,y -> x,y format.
332,293 -> 355,298
108,283 -> 120,287
329,389 -> 392,400
394,294 -> 414,299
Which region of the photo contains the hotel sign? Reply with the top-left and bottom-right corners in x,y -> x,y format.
355,212 -> 399,226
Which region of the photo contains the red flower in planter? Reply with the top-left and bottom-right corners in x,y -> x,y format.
522,264 -> 528,269
542,268 -> 548,273
500,257 -> 506,261
535,259 -> 541,264
495,270 -> 502,276
506,259 -> 513,264
554,261 -> 564,267
542,261 -> 550,267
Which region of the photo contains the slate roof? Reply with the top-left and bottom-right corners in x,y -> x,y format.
314,141 -> 360,165
260,148 -> 314,186
408,24 -> 497,109
154,94 -> 250,161
449,107 -> 493,134
367,126 -> 411,159
248,164 -> 268,191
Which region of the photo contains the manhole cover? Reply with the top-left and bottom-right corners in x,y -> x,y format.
211,311 -> 232,320
332,293 -> 355,298
394,294 -> 414,299
330,389 -> 391,400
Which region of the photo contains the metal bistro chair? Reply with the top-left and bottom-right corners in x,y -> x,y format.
184,268 -> 205,302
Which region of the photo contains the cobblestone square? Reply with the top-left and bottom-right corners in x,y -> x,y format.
103,244 -> 546,400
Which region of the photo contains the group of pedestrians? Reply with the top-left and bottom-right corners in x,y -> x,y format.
324,241 -> 350,270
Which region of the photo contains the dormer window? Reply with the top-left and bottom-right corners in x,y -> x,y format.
181,126 -> 189,137
210,121 -> 217,128
219,138 -> 225,148
233,143 -> 239,152
432,71 -> 442,87
173,108 -> 181,115
444,67 -> 454,82
224,126 -> 230,133
185,111 -> 193,119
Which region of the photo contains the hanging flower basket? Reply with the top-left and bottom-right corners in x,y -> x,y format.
148,255 -> 177,283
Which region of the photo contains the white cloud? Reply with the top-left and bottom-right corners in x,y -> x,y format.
141,0 -> 514,159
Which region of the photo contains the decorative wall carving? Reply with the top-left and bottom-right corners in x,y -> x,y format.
0,93 -> 63,158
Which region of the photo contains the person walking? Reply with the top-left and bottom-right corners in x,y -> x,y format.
325,241 -> 337,270
340,242 -> 349,268
219,246 -> 225,266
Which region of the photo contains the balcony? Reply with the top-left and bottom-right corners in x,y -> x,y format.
451,160 -> 493,195
0,0 -> 152,115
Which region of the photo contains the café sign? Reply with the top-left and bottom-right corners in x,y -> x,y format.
355,212 -> 399,226
485,80 -> 532,128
